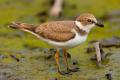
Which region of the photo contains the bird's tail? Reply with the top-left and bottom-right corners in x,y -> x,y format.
9,22 -> 36,32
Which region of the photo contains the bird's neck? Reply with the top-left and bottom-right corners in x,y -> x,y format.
75,21 -> 91,33
74,21 -> 89,36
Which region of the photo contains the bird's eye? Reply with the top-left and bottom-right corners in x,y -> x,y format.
87,19 -> 95,23
87,19 -> 91,22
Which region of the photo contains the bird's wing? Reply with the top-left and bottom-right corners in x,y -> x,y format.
35,22 -> 76,42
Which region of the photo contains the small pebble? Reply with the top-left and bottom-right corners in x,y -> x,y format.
72,59 -> 78,65
105,69 -> 112,80
49,77 -> 58,80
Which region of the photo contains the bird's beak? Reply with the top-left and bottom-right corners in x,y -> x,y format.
95,22 -> 104,27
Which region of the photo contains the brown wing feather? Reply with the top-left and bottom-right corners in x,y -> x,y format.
35,21 -> 75,42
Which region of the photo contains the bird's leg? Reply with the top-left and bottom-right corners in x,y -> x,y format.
63,49 -> 79,72
63,48 -> 70,73
55,49 -> 70,75
54,49 -> 61,73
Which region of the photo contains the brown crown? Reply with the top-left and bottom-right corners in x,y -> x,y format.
76,13 -> 97,26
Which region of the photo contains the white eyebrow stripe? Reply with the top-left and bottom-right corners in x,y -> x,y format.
75,21 -> 95,33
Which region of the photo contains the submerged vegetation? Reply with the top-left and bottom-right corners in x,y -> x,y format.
0,0 -> 120,80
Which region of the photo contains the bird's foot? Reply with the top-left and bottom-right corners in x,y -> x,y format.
67,67 -> 80,72
58,70 -> 72,75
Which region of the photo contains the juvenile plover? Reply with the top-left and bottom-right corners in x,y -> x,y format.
9,13 -> 104,74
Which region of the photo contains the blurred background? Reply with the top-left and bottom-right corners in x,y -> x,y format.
0,0 -> 120,80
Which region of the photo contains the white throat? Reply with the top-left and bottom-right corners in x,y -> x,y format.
75,21 -> 95,33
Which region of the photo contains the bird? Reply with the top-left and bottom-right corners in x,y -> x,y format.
9,13 -> 104,75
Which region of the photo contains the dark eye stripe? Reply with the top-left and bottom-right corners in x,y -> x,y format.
87,19 -> 91,22
91,20 -> 95,23
87,19 -> 95,23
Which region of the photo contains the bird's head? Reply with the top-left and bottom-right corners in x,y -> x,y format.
75,13 -> 104,32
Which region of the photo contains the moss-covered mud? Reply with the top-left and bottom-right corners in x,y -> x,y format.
1,45 -> 120,80
0,0 -> 120,80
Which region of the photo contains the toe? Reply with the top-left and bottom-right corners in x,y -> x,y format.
67,67 -> 80,72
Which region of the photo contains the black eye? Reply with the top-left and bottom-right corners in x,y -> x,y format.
87,19 -> 91,22
88,19 -> 94,23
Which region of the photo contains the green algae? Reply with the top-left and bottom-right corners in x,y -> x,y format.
0,0 -> 120,80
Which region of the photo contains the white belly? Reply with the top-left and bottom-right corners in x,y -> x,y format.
23,29 -> 88,48
46,33 -> 87,48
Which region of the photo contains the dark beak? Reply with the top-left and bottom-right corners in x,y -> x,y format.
95,22 -> 104,27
